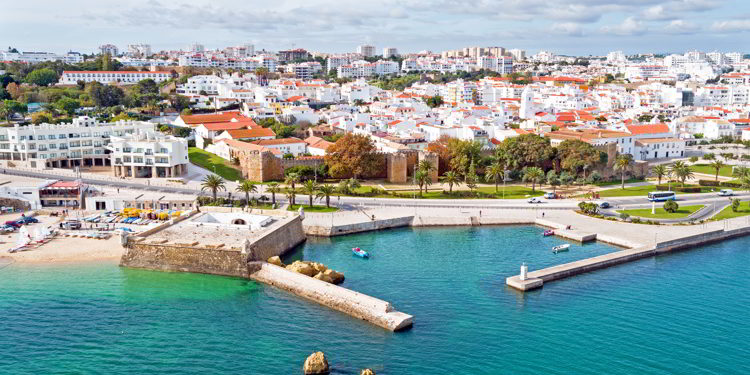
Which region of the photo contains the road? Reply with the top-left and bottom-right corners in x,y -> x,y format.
2,168 -> 746,216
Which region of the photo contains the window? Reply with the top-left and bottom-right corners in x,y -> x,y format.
38,135 -> 45,140
48,134 -> 56,140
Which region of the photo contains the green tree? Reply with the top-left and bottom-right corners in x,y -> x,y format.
556,139 -> 602,175
201,175 -> 226,201
267,182 -> 280,206
0,100 -> 27,123
651,164 -> 669,185
546,170 -> 560,193
25,68 -> 59,86
614,154 -> 633,189
709,159 -> 726,181
484,161 -> 505,192
87,83 -> 124,107
284,173 -> 301,205
55,97 -> 80,116
669,161 -> 693,187
523,166 -> 545,192
285,189 -> 297,208
316,184 -> 336,208
496,134 -> 555,171
424,95 -> 444,108
440,170 -> 461,193
235,180 -> 258,207
731,198 -> 741,212
733,166 -> 750,191
301,180 -> 318,207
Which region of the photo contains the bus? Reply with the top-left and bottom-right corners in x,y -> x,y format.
648,191 -> 676,202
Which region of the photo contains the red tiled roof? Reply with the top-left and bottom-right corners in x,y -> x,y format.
224,127 -> 276,139
625,123 -> 670,135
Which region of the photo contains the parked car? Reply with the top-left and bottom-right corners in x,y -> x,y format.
4,220 -> 21,228
718,189 -> 734,197
59,220 -> 82,230
543,192 -> 557,199
597,201 -> 611,209
527,197 -> 543,204
0,224 -> 16,233
16,216 -> 38,225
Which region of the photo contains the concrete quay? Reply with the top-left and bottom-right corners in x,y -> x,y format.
249,262 -> 413,331
507,220 -> 750,292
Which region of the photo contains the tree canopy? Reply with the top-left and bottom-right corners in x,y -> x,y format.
324,134 -> 383,179
25,68 -> 59,86
556,139 -> 604,173
496,133 -> 556,170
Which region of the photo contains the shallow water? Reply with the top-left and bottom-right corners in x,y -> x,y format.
1,225 -> 748,374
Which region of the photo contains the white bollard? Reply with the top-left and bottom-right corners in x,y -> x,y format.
520,262 -> 528,281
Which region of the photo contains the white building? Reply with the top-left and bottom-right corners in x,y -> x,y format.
58,71 -> 171,85
283,62 -> 323,79
0,51 -> 83,64
633,138 -> 685,160
508,49 -> 526,61
0,116 -> 154,169
110,130 -> 189,178
607,51 -> 626,64
99,44 -> 119,56
383,47 -> 398,59
357,44 -> 376,58
127,44 -> 152,57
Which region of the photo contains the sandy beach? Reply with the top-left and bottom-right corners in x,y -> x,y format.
0,213 -> 124,264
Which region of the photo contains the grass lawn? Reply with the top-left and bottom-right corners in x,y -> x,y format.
594,178 -> 645,187
618,204 -> 705,219
598,184 -> 718,197
690,164 -> 734,177
370,185 -> 544,199
189,147 -> 243,181
712,205 -> 750,220
287,204 -> 339,213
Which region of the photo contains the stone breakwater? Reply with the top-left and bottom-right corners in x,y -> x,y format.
249,262 -> 414,331
507,223 -> 750,291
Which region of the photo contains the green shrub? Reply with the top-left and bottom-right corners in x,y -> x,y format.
664,200 -> 679,213
698,179 -> 720,187
732,198 -> 741,212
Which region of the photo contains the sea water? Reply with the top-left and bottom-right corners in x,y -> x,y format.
0,225 -> 748,374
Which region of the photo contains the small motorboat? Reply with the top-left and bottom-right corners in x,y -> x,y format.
543,230 -> 555,237
552,244 -> 570,253
352,247 -> 369,258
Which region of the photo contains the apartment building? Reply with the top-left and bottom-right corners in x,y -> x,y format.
99,44 -> 119,56
278,48 -> 310,62
357,44 -> 376,58
0,51 -> 83,64
337,60 -> 398,79
283,62 -> 323,79
383,47 -> 399,59
58,71 -> 171,85
0,116 -> 154,169
110,130 -> 189,178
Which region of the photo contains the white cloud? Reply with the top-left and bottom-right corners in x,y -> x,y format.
600,17 -> 647,36
642,0 -> 722,20
551,22 -> 585,37
664,19 -> 700,34
712,19 -> 750,32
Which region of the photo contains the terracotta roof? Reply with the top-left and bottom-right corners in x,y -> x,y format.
179,111 -> 253,125
201,122 -> 249,131
216,139 -> 281,155
251,137 -> 306,146
304,136 -> 333,150
625,123 -> 670,135
224,127 -> 276,139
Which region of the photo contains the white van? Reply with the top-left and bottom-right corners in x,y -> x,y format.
718,189 -> 734,196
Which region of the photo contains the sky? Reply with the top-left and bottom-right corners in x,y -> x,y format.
2,0 -> 750,56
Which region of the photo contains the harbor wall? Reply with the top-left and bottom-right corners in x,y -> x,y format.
507,223 -> 750,292
121,242 -> 250,278
304,216 -> 414,237
246,215 -> 307,261
249,262 -> 413,331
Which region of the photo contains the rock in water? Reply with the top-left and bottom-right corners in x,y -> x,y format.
303,351 -> 329,374
309,262 -> 327,273
267,256 -> 284,267
360,369 -> 375,375
313,272 -> 334,283
286,261 -> 316,277
323,269 -> 345,284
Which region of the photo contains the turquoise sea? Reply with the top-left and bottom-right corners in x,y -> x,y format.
1,225 -> 749,374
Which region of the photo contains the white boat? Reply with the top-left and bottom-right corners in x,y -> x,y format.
8,226 -> 32,253
552,244 -> 570,253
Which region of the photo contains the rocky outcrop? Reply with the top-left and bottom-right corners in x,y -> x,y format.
360,369 -> 375,375
303,351 -> 329,374
285,260 -> 345,285
286,260 -> 316,277
267,256 -> 284,267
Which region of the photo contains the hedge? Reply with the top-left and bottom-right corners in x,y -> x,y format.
698,179 -> 720,186
655,185 -> 702,193
721,181 -> 742,188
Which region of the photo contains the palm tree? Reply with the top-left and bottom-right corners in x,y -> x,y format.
669,161 -> 694,187
484,161 -> 505,192
316,184 -> 336,208
235,180 -> 257,207
733,166 -> 750,191
267,182 -> 280,206
285,189 -> 297,208
440,171 -> 461,193
417,159 -> 435,174
523,167 -> 545,192
651,164 -> 668,185
709,159 -> 726,181
614,154 -> 633,190
415,170 -> 432,196
284,173 -> 300,205
201,175 -> 226,202
546,170 -> 560,193
301,180 -> 318,208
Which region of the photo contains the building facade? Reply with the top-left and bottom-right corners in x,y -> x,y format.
110,130 -> 189,178
59,71 -> 172,85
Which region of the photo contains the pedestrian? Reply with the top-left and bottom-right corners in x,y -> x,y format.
542,212 -> 545,218
117,188 -> 120,194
